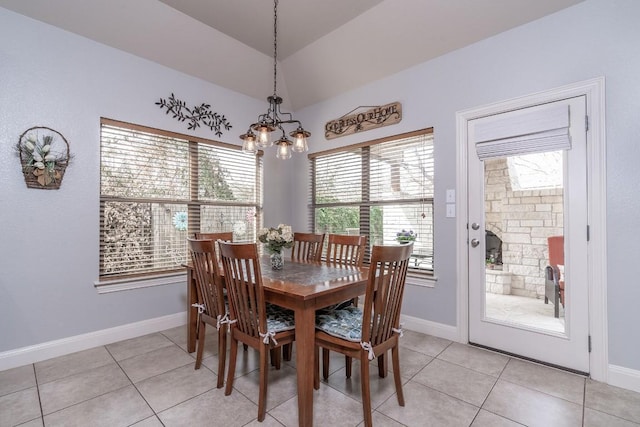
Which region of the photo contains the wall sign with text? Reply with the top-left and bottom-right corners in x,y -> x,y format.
325,102 -> 402,140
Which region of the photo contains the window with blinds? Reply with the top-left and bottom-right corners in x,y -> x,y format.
99,118 -> 262,282
310,128 -> 434,272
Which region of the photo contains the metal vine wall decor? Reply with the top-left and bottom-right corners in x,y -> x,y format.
155,93 -> 232,137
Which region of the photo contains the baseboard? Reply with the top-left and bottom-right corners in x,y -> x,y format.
0,312 -> 187,371
400,314 -> 459,342
608,364 -> 640,394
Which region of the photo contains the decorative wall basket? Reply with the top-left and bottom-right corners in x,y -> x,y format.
17,126 -> 71,190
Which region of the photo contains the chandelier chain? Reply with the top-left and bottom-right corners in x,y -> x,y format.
273,0 -> 278,97
239,0 -> 310,159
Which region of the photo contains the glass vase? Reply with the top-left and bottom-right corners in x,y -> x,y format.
270,251 -> 284,270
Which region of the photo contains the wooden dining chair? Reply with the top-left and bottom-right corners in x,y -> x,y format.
314,243 -> 413,427
187,238 -> 228,388
218,242 -> 296,422
194,231 -> 233,244
192,232 -> 239,346
321,233 -> 367,378
326,233 -> 367,268
281,232 -> 325,360
291,232 -> 325,262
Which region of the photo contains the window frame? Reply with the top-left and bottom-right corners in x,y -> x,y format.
96,118 -> 263,289
309,128 -> 435,282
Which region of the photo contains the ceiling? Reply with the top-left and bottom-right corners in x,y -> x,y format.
0,0 -> 584,110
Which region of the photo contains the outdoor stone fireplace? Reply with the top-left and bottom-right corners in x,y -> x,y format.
484,158 -> 564,298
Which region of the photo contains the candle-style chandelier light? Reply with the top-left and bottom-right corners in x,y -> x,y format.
240,0 -> 310,160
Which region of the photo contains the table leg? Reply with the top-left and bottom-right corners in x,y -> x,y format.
187,268 -> 197,353
295,304 -> 316,426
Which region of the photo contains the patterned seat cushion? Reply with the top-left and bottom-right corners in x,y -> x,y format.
265,303 -> 295,332
315,306 -> 363,342
318,299 -> 356,312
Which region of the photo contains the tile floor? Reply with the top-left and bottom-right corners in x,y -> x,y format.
2,326 -> 640,427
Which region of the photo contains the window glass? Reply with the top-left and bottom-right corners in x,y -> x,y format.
99,119 -> 262,281
311,129 -> 434,272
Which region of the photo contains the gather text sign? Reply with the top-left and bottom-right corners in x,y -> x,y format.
325,102 -> 402,140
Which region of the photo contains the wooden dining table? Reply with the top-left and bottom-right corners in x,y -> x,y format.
185,256 -> 368,427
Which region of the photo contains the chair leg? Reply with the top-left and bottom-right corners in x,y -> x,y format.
392,345 -> 405,407
345,355 -> 352,379
322,348 -> 330,380
216,326 -> 226,389
283,343 -> 293,361
195,321 -> 206,370
271,348 -> 282,370
195,314 -> 200,342
258,345 -> 269,422
360,356 -> 373,427
314,345 -> 320,390
377,351 -> 388,378
225,337 -> 238,396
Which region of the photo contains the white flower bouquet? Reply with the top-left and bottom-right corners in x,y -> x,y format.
258,224 -> 294,254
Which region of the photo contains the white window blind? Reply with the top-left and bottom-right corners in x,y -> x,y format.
99,118 -> 262,281
310,129 -> 434,272
471,103 -> 570,160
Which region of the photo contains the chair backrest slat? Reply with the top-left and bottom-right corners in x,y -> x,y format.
188,238 -> 225,319
361,244 -> 413,346
291,232 -> 325,262
219,242 -> 266,339
326,234 -> 367,267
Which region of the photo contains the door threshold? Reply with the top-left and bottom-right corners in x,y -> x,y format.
469,341 -> 589,377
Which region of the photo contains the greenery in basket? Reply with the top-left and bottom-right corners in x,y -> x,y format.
17,133 -> 69,186
396,229 -> 417,243
258,224 -> 294,254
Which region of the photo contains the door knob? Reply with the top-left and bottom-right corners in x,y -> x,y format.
471,222 -> 480,230
471,238 -> 480,248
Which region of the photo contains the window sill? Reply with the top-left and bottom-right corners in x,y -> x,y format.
94,272 -> 186,294
406,272 -> 437,288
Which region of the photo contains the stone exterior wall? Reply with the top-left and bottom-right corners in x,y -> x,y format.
485,159 -> 563,298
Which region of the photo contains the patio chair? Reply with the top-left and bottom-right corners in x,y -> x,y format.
544,235 -> 565,318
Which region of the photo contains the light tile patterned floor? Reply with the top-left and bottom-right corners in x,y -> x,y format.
1,327 -> 639,427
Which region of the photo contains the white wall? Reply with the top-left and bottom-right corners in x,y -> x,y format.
2,0 -> 639,379
0,8 -> 266,352
290,0 -> 640,372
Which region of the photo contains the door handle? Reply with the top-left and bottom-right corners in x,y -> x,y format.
471,238 -> 480,248
471,222 -> 480,230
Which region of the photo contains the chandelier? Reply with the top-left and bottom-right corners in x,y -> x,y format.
240,0 -> 310,160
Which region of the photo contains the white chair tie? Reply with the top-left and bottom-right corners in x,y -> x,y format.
360,341 -> 375,360
191,303 -> 205,314
216,313 -> 236,330
392,323 -> 404,337
259,330 -> 278,346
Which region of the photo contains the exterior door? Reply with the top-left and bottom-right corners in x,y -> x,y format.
467,96 -> 589,373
